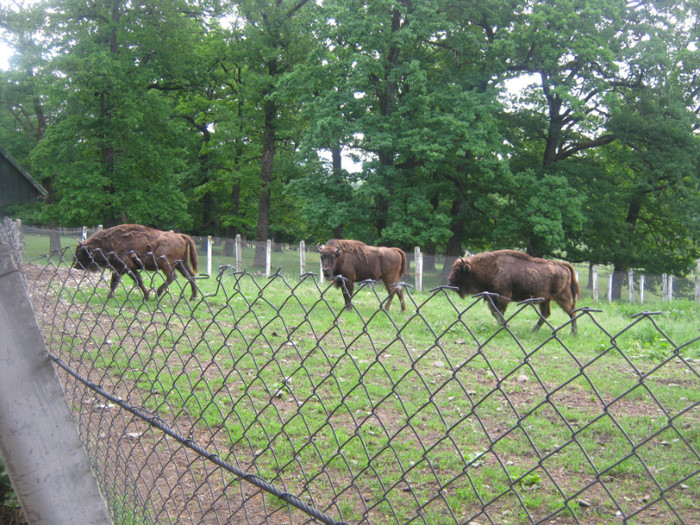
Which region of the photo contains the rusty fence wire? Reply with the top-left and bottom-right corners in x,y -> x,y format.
19,247 -> 700,525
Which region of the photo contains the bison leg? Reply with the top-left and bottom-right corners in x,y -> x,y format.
341,280 -> 354,309
383,282 -> 406,311
553,295 -> 578,335
532,299 -> 552,332
175,261 -> 198,299
486,296 -> 509,325
156,270 -> 176,298
108,272 -> 122,298
126,270 -> 150,299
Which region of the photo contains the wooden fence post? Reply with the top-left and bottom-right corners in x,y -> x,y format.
628,269 -> 634,303
207,235 -> 213,277
235,234 -> 242,271
592,265 -> 598,302
299,241 -> 306,276
663,273 -> 669,302
414,247 -> 422,292
0,240 -> 112,524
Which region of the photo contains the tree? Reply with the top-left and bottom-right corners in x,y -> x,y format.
229,0 -> 320,264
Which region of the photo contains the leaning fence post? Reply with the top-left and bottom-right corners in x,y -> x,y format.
299,241 -> 306,276
207,235 -> 213,277
414,246 -> 423,292
0,240 -> 111,524
235,234 -> 242,271
265,239 -> 272,277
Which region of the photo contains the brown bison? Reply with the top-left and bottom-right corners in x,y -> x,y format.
318,239 -> 407,311
73,224 -> 199,299
447,250 -> 580,334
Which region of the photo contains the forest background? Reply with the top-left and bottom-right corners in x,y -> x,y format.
1,0 -> 700,293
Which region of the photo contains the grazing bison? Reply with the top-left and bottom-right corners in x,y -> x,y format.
73,224 -> 199,299
318,239 -> 407,311
447,250 -> 580,334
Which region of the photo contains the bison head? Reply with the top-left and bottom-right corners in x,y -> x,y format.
73,243 -> 108,271
318,243 -> 341,280
447,257 -> 473,298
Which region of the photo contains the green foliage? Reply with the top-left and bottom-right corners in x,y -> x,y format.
0,0 -> 698,272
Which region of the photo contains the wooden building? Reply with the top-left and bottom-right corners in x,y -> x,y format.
0,146 -> 47,215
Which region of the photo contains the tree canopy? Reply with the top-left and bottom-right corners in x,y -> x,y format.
1,0 -> 699,276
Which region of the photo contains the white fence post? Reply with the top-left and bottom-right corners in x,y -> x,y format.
81,225 -> 88,241
628,269 -> 634,303
299,241 -> 306,276
265,239 -> 272,277
320,258 -> 324,284
663,273 -> 669,302
207,235 -> 213,277
696,261 -> 700,302
592,265 -> 599,302
640,274 -> 645,304
414,246 -> 422,292
235,234 -> 242,271
669,275 -> 674,301
607,273 -> 613,302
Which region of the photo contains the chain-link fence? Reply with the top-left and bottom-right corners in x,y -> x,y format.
12,237 -> 700,525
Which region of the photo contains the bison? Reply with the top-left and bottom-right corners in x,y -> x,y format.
318,239 -> 407,311
73,224 -> 199,300
447,250 -> 580,334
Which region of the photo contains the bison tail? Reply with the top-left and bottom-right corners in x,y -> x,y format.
184,234 -> 199,274
399,248 -> 408,278
567,263 -> 581,300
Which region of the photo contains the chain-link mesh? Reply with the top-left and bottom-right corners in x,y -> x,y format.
20,247 -> 700,525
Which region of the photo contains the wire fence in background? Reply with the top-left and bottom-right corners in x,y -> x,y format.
18,225 -> 700,303
17,243 -> 700,525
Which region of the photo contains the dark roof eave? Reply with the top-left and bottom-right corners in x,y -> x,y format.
0,145 -> 48,197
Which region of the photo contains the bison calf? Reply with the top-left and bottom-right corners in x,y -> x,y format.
318,239 -> 407,311
447,250 -> 580,334
73,224 -> 199,300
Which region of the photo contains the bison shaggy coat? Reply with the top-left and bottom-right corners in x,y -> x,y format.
319,239 -> 407,311
73,224 -> 199,299
447,250 -> 580,334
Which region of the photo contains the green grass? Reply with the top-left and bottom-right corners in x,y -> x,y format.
25,253 -> 700,525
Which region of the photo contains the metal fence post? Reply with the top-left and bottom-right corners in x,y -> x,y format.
0,241 -> 111,524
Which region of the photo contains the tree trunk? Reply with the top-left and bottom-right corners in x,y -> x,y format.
442,200 -> 465,279
254,97 -> 276,266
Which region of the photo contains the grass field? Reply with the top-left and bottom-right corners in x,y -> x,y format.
21,241 -> 700,525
